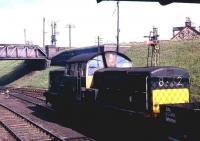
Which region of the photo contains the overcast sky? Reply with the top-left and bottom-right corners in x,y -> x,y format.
0,0 -> 200,47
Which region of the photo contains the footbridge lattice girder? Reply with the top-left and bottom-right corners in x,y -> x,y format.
0,44 -> 46,60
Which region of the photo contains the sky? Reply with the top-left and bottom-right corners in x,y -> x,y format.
0,0 -> 200,47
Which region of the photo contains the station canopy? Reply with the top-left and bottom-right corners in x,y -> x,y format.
96,0 -> 200,5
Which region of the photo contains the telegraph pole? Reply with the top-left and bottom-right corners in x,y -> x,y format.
97,36 -> 100,47
24,28 -> 27,44
116,1 -> 120,52
51,21 -> 57,46
66,24 -> 75,48
69,24 -> 72,48
95,36 -> 103,53
43,17 -> 46,48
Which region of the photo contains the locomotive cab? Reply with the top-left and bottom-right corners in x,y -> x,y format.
86,51 -> 133,88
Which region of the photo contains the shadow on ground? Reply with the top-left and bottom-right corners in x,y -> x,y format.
0,62 -> 32,86
29,105 -> 167,141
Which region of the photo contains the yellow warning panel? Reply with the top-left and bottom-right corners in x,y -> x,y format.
152,88 -> 189,113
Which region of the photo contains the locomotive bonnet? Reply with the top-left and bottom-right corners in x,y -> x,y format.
44,49 -> 190,116
93,66 -> 189,114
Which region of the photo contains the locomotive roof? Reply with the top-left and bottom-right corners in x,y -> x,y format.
66,51 -> 131,64
95,66 -> 189,77
130,66 -> 188,75
51,45 -> 104,66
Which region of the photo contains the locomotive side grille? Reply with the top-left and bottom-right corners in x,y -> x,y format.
152,88 -> 189,113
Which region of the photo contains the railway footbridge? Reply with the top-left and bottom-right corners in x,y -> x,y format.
0,44 -> 130,69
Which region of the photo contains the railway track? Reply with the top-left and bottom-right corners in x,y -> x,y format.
0,87 -> 96,141
0,123 -> 16,141
0,87 -> 46,99
0,88 -> 47,110
0,104 -> 63,141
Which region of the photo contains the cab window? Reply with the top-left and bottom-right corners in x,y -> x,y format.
69,63 -> 79,76
116,55 -> 132,68
105,53 -> 117,67
70,64 -> 75,75
74,63 -> 79,76
81,63 -> 86,77
105,52 -> 132,68
78,63 -> 86,77
87,55 -> 104,76
65,64 -> 70,75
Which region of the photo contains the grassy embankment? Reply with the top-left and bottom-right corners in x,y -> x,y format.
0,60 -> 61,89
0,40 -> 200,100
125,40 -> 200,100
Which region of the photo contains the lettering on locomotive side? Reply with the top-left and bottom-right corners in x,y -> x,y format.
176,76 -> 183,87
153,75 -> 186,89
158,76 -> 183,88
165,107 -> 176,124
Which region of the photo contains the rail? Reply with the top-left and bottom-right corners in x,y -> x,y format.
0,103 -> 64,141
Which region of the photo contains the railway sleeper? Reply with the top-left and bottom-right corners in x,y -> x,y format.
0,115 -> 16,119
21,134 -> 51,141
20,136 -> 51,141
15,132 -> 51,141
6,123 -> 29,127
14,127 -> 49,135
8,124 -> 30,128
14,129 -> 42,135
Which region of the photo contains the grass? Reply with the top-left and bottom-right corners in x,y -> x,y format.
8,66 -> 63,89
0,60 -> 62,89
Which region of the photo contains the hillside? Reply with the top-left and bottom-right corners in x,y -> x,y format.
0,61 -> 62,89
0,40 -> 200,96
